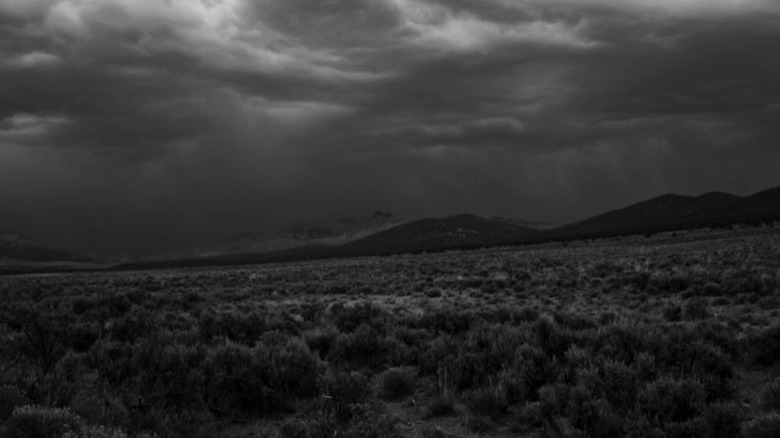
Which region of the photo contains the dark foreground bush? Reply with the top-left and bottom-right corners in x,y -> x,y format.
761,380 -> 780,413
702,402 -> 743,438
378,367 -> 416,400
0,385 -> 27,421
425,395 -> 455,417
684,297 -> 710,320
318,370 -> 372,423
4,405 -> 84,438
638,377 -> 705,423
746,325 -> 780,367
201,337 -> 323,417
278,402 -> 397,438
743,413 -> 780,438
62,425 -> 158,438
464,385 -> 508,418
200,341 -> 275,416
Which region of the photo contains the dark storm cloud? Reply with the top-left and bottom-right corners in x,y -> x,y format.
1,0 -> 779,255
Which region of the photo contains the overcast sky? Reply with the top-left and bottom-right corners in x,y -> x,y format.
1,0 -> 779,255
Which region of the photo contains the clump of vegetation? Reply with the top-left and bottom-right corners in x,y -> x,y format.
760,380 -> 780,413
684,297 -> 710,320
743,413 -> 780,438
0,385 -> 27,421
4,405 -> 84,438
464,384 -> 508,418
378,367 -> 416,400
426,366 -> 456,417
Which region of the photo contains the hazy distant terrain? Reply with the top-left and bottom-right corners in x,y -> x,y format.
3,185 -> 780,273
0,232 -> 99,273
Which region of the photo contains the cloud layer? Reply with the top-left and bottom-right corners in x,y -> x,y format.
1,0 -> 779,255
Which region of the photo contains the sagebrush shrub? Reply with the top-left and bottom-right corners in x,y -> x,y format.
259,336 -> 323,398
341,402 -> 398,438
416,334 -> 460,376
760,379 -> 780,413
330,323 -> 390,369
0,385 -> 26,421
452,323 -> 525,389
683,297 -> 710,320
62,425 -> 128,438
318,370 -> 371,423
663,303 -> 682,322
702,402 -> 743,438
200,341 -> 274,416
638,377 -> 705,423
329,302 -> 388,333
318,370 -> 371,405
464,384 -> 508,418
746,325 -> 780,366
743,413 -> 780,438
278,419 -> 310,438
425,395 -> 455,417
378,367 -> 416,400
532,317 -> 571,357
198,311 -> 268,344
133,340 -> 205,411
302,325 -> 339,359
4,405 -> 84,438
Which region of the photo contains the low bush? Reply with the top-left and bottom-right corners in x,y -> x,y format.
0,385 -> 27,421
302,325 -> 339,359
712,297 -> 731,306
684,297 -> 710,320
62,425 -> 129,438
259,336 -> 323,399
464,384 -> 508,418
329,302 -> 388,333
760,379 -> 780,413
200,341 -> 274,417
318,370 -> 371,423
746,325 -> 780,367
702,402 -> 743,438
330,324 -> 392,369
425,394 -> 455,417
743,413 -> 780,438
377,367 -> 416,400
663,304 -> 682,322
638,377 -> 705,423
340,402 -> 399,438
278,419 -> 311,438
4,405 -> 84,438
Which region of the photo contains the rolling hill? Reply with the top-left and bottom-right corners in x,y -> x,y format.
156,211 -> 403,260
546,187 -> 780,240
0,232 -> 101,274
77,184 -> 780,272
717,186 -> 780,221
338,214 -> 538,255
0,232 -> 91,263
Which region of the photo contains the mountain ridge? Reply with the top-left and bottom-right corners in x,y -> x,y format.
0,231 -> 94,265
5,184 -> 780,273
336,213 -> 539,256
153,211 -> 404,260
